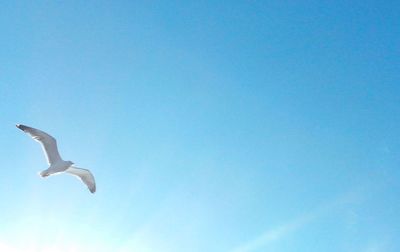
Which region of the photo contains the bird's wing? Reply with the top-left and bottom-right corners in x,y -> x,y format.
65,166 -> 96,193
16,124 -> 62,165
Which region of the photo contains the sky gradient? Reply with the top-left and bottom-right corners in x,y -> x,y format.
0,1 -> 399,251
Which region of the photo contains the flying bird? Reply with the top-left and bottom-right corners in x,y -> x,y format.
16,124 -> 96,193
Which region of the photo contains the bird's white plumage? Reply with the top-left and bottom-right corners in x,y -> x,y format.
16,125 -> 62,165
16,124 -> 96,193
66,166 -> 96,193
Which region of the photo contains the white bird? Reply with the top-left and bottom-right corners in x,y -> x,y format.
16,124 -> 96,193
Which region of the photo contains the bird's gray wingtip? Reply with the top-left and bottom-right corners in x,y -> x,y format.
86,183 -> 96,193
16,124 -> 28,131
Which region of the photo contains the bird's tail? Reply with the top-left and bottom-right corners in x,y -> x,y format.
39,170 -> 49,177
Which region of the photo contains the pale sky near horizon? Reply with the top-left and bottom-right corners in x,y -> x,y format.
0,1 -> 399,252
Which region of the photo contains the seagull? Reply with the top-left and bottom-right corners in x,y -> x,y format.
16,124 -> 96,193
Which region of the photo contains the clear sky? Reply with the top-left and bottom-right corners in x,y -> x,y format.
0,1 -> 399,251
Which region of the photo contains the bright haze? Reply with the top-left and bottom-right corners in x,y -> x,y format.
0,1 -> 399,252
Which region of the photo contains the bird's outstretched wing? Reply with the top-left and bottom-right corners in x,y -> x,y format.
65,166 -> 96,193
16,124 -> 62,165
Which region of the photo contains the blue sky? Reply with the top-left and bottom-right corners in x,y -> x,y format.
0,1 -> 399,251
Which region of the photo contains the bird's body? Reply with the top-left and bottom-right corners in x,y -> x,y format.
40,160 -> 74,177
16,124 -> 96,193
